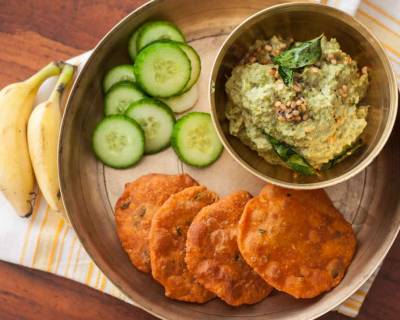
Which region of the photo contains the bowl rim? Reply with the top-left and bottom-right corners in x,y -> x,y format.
209,1 -> 398,190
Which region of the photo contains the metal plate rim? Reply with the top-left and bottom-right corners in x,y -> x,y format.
58,1 -> 400,319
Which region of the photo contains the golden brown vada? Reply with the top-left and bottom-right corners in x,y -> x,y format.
237,184 -> 356,299
115,173 -> 198,273
149,186 -> 218,303
186,191 -> 273,306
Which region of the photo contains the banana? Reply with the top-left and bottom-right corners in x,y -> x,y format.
28,64 -> 75,214
0,62 -> 64,217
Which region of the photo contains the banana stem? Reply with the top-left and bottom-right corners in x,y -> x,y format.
49,64 -> 75,103
25,61 -> 64,89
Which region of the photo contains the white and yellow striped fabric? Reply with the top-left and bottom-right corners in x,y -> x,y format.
0,1 -> 398,318
324,0 -> 400,86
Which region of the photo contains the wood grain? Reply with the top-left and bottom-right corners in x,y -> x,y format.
0,260 -> 156,320
0,0 -> 145,87
0,1 -> 399,319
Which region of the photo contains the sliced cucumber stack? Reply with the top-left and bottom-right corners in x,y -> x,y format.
134,41 -> 191,98
161,83 -> 198,113
172,112 -> 223,167
125,98 -> 175,154
128,21 -> 201,111
104,81 -> 146,115
93,19 -> 208,169
103,65 -> 135,93
92,115 -> 144,168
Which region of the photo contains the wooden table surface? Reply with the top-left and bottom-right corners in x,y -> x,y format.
0,1 -> 399,319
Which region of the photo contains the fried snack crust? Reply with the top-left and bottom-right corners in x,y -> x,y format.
186,191 -> 273,306
115,173 -> 198,273
149,186 -> 218,303
238,185 -> 356,299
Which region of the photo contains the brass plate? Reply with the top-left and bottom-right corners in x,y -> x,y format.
59,1 -> 400,319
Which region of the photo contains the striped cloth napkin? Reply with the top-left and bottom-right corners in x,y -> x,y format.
326,0 -> 400,86
0,0 -> 398,318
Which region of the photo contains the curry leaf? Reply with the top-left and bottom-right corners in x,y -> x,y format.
273,35 -> 323,69
286,154 -> 316,176
266,134 -> 316,176
268,135 -> 290,159
321,140 -> 363,170
278,66 -> 294,86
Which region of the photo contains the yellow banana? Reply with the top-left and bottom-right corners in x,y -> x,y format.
0,62 -> 64,217
28,64 -> 75,214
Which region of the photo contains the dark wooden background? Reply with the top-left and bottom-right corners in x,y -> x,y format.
0,1 -> 399,319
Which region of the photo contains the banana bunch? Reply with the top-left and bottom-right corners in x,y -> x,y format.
0,62 -> 74,218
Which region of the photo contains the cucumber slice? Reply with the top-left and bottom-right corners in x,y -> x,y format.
134,41 -> 191,98
161,83 -> 198,113
92,115 -> 144,168
125,98 -> 175,154
172,112 -> 223,167
103,65 -> 135,93
136,21 -> 185,52
104,81 -> 146,115
175,43 -> 201,92
152,40 -> 201,93
128,29 -> 140,61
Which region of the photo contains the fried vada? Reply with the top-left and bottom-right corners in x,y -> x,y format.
186,191 -> 273,306
115,173 -> 198,273
149,186 -> 218,303
237,184 -> 356,299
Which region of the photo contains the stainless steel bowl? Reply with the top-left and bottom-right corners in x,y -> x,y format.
210,2 -> 398,189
